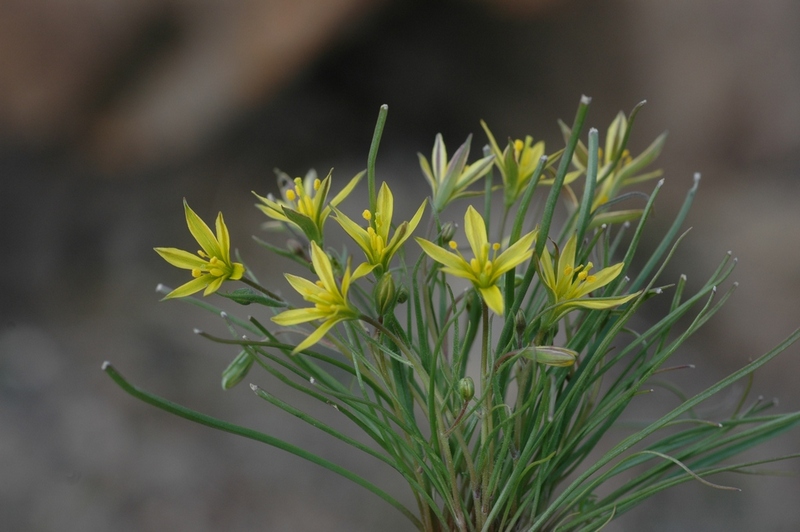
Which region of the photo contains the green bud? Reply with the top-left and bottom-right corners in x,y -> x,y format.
458,377 -> 475,402
440,222 -> 456,243
374,274 -> 397,315
396,286 -> 409,304
519,345 -> 577,367
515,310 -> 527,337
221,350 -> 255,390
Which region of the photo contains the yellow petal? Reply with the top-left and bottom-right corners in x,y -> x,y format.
479,284 -> 505,315
417,238 -> 471,274
162,275 -> 211,299
215,212 -> 231,263
272,308 -> 329,326
184,199 -> 222,258
464,205 -> 489,259
292,318 -> 341,354
491,229 -> 536,278
154,247 -> 207,270
309,242 -> 338,295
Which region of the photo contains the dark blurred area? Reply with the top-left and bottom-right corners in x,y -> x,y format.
2,0 -> 800,530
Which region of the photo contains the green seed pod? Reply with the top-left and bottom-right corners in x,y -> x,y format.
221,350 -> 255,390
458,377 -> 475,402
374,274 -> 397,316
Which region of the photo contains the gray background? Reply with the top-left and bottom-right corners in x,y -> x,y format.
3,0 -> 800,530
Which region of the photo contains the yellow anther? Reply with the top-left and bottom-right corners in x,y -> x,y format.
586,275 -> 597,283
564,266 -> 573,277
191,268 -> 202,278
492,243 -> 501,251
210,268 -> 224,277
362,210 -> 372,221
449,241 -> 458,250
286,190 -> 297,201
578,271 -> 588,281
514,139 -> 524,153
313,179 -> 321,190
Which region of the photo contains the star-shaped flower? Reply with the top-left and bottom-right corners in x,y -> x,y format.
416,205 -> 537,315
272,241 -> 373,354
155,200 -> 245,299
334,182 -> 425,276
539,234 -> 640,324
253,169 -> 362,245
418,133 -> 494,212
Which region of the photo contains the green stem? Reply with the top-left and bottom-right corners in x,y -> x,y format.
367,104 -> 389,215
102,361 -> 422,530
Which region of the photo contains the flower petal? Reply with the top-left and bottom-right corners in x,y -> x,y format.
184,200 -> 222,258
292,318 -> 341,354
375,182 -> 394,241
272,308 -> 330,326
417,238 -> 471,274
215,212 -> 231,263
573,262 -> 624,299
309,242 -> 338,295
162,275 -> 211,299
491,229 -> 536,278
479,284 -> 505,315
463,205 -> 488,258
154,247 -> 207,270
203,274 -> 226,296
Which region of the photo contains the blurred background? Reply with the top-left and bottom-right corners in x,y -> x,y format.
2,0 -> 800,530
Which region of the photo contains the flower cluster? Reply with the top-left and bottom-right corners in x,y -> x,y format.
110,100 -> 800,532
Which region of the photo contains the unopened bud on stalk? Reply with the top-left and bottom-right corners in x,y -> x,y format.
221,350 -> 255,390
515,310 -> 527,337
374,274 -> 397,315
286,238 -> 307,259
440,222 -> 456,243
458,377 -> 475,402
519,345 -> 577,367
395,286 -> 409,304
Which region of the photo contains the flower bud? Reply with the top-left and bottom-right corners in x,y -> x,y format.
519,345 -> 577,367
396,286 -> 409,304
458,377 -> 475,402
440,222 -> 456,243
515,310 -> 527,337
374,274 -> 397,316
221,350 -> 255,390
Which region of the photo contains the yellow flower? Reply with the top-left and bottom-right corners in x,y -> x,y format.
481,121 -> 579,207
418,133 -> 494,212
253,169 -> 362,245
416,205 -> 537,315
272,241 -> 373,354
155,200 -> 245,299
334,182 -> 425,276
563,111 -> 666,211
538,234 -> 639,323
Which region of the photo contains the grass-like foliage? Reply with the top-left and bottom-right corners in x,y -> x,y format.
106,97 -> 800,531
